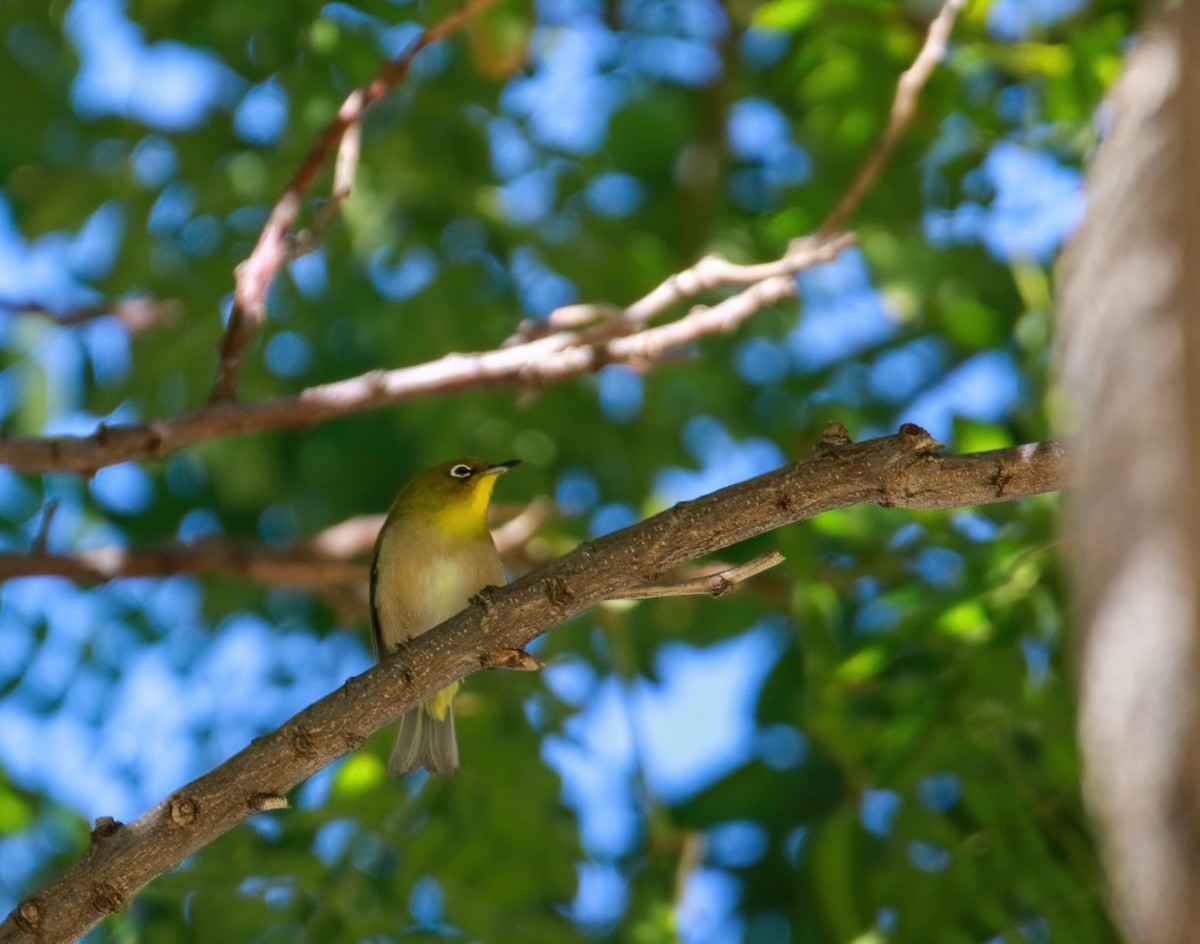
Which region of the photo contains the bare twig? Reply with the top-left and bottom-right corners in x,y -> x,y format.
0,0 -> 964,477
490,498 -> 555,553
0,297 -> 181,333
507,235 -> 854,345
0,0 -> 966,474
286,99 -> 364,262
0,502 -> 552,591
30,499 -> 59,555
210,0 -> 503,403
0,236 -> 852,475
616,550 -> 786,600
816,0 -> 967,238
0,541 -> 364,588
0,426 -> 1070,944
508,0 -> 965,348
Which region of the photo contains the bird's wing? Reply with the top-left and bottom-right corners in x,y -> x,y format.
368,518 -> 387,662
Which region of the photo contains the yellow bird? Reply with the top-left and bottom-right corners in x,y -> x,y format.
370,457 -> 519,776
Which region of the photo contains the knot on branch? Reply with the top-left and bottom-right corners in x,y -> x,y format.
247,793 -> 289,812
90,816 -> 124,844
167,795 -> 199,828
290,727 -> 318,759
14,899 -> 41,933
469,584 -> 504,622
544,576 -> 575,609
876,424 -> 946,507
898,422 -> 943,455
89,883 -> 124,915
144,424 -> 169,459
708,576 -> 737,598
815,421 -> 853,454
990,460 -> 1015,498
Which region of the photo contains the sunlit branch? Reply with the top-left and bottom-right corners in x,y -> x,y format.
817,0 -> 967,237
0,236 -> 851,475
0,0 -> 968,475
506,234 -> 857,345
285,96 -> 363,263
0,425 -> 1070,944
510,0 -> 966,346
209,0 -> 503,403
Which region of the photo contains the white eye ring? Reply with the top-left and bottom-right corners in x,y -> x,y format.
449,464 -> 473,479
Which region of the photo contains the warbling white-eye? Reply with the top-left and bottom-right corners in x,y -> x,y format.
370,457 -> 519,775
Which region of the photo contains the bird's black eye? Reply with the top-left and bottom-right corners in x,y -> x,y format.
449,464 -> 474,480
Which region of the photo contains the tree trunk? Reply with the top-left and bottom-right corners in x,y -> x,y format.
1059,6 -> 1200,941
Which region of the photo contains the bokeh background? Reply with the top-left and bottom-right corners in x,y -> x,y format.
0,0 -> 1135,941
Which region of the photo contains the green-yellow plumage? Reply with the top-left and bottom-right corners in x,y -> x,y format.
370,457 -> 518,776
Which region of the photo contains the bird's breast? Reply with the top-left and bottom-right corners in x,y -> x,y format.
373,525 -> 506,653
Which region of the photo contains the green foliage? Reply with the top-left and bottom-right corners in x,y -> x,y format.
0,0 -> 1137,942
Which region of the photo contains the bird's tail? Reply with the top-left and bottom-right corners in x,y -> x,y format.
388,704 -> 459,776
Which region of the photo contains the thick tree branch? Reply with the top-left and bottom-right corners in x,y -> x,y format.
210,0 -> 502,403
0,425 -> 1068,944
0,236 -> 851,475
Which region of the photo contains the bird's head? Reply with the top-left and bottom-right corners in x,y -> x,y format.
395,457 -> 521,537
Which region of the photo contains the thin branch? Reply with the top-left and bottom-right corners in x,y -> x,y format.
0,0 -> 965,475
816,0 -> 967,238
0,0 -> 967,473
0,426 -> 1070,944
0,501 -> 553,591
0,297 -> 181,333
506,235 -> 854,345
285,98 -> 364,263
509,0 -> 965,347
0,542 -> 364,588
30,499 -> 59,555
210,0 -> 503,403
0,235 -> 851,475
616,551 -> 786,600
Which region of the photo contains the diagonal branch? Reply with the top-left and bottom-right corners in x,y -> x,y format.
210,0 -> 503,403
1,0 -> 965,477
506,234 -> 856,344
0,236 -> 851,475
816,0 -> 967,238
0,425 -> 1070,944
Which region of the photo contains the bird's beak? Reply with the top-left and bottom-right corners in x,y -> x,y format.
483,459 -> 521,476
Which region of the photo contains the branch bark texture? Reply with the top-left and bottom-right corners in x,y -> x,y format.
0,427 -> 1068,944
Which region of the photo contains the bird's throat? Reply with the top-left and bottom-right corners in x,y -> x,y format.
433,477 -> 497,537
